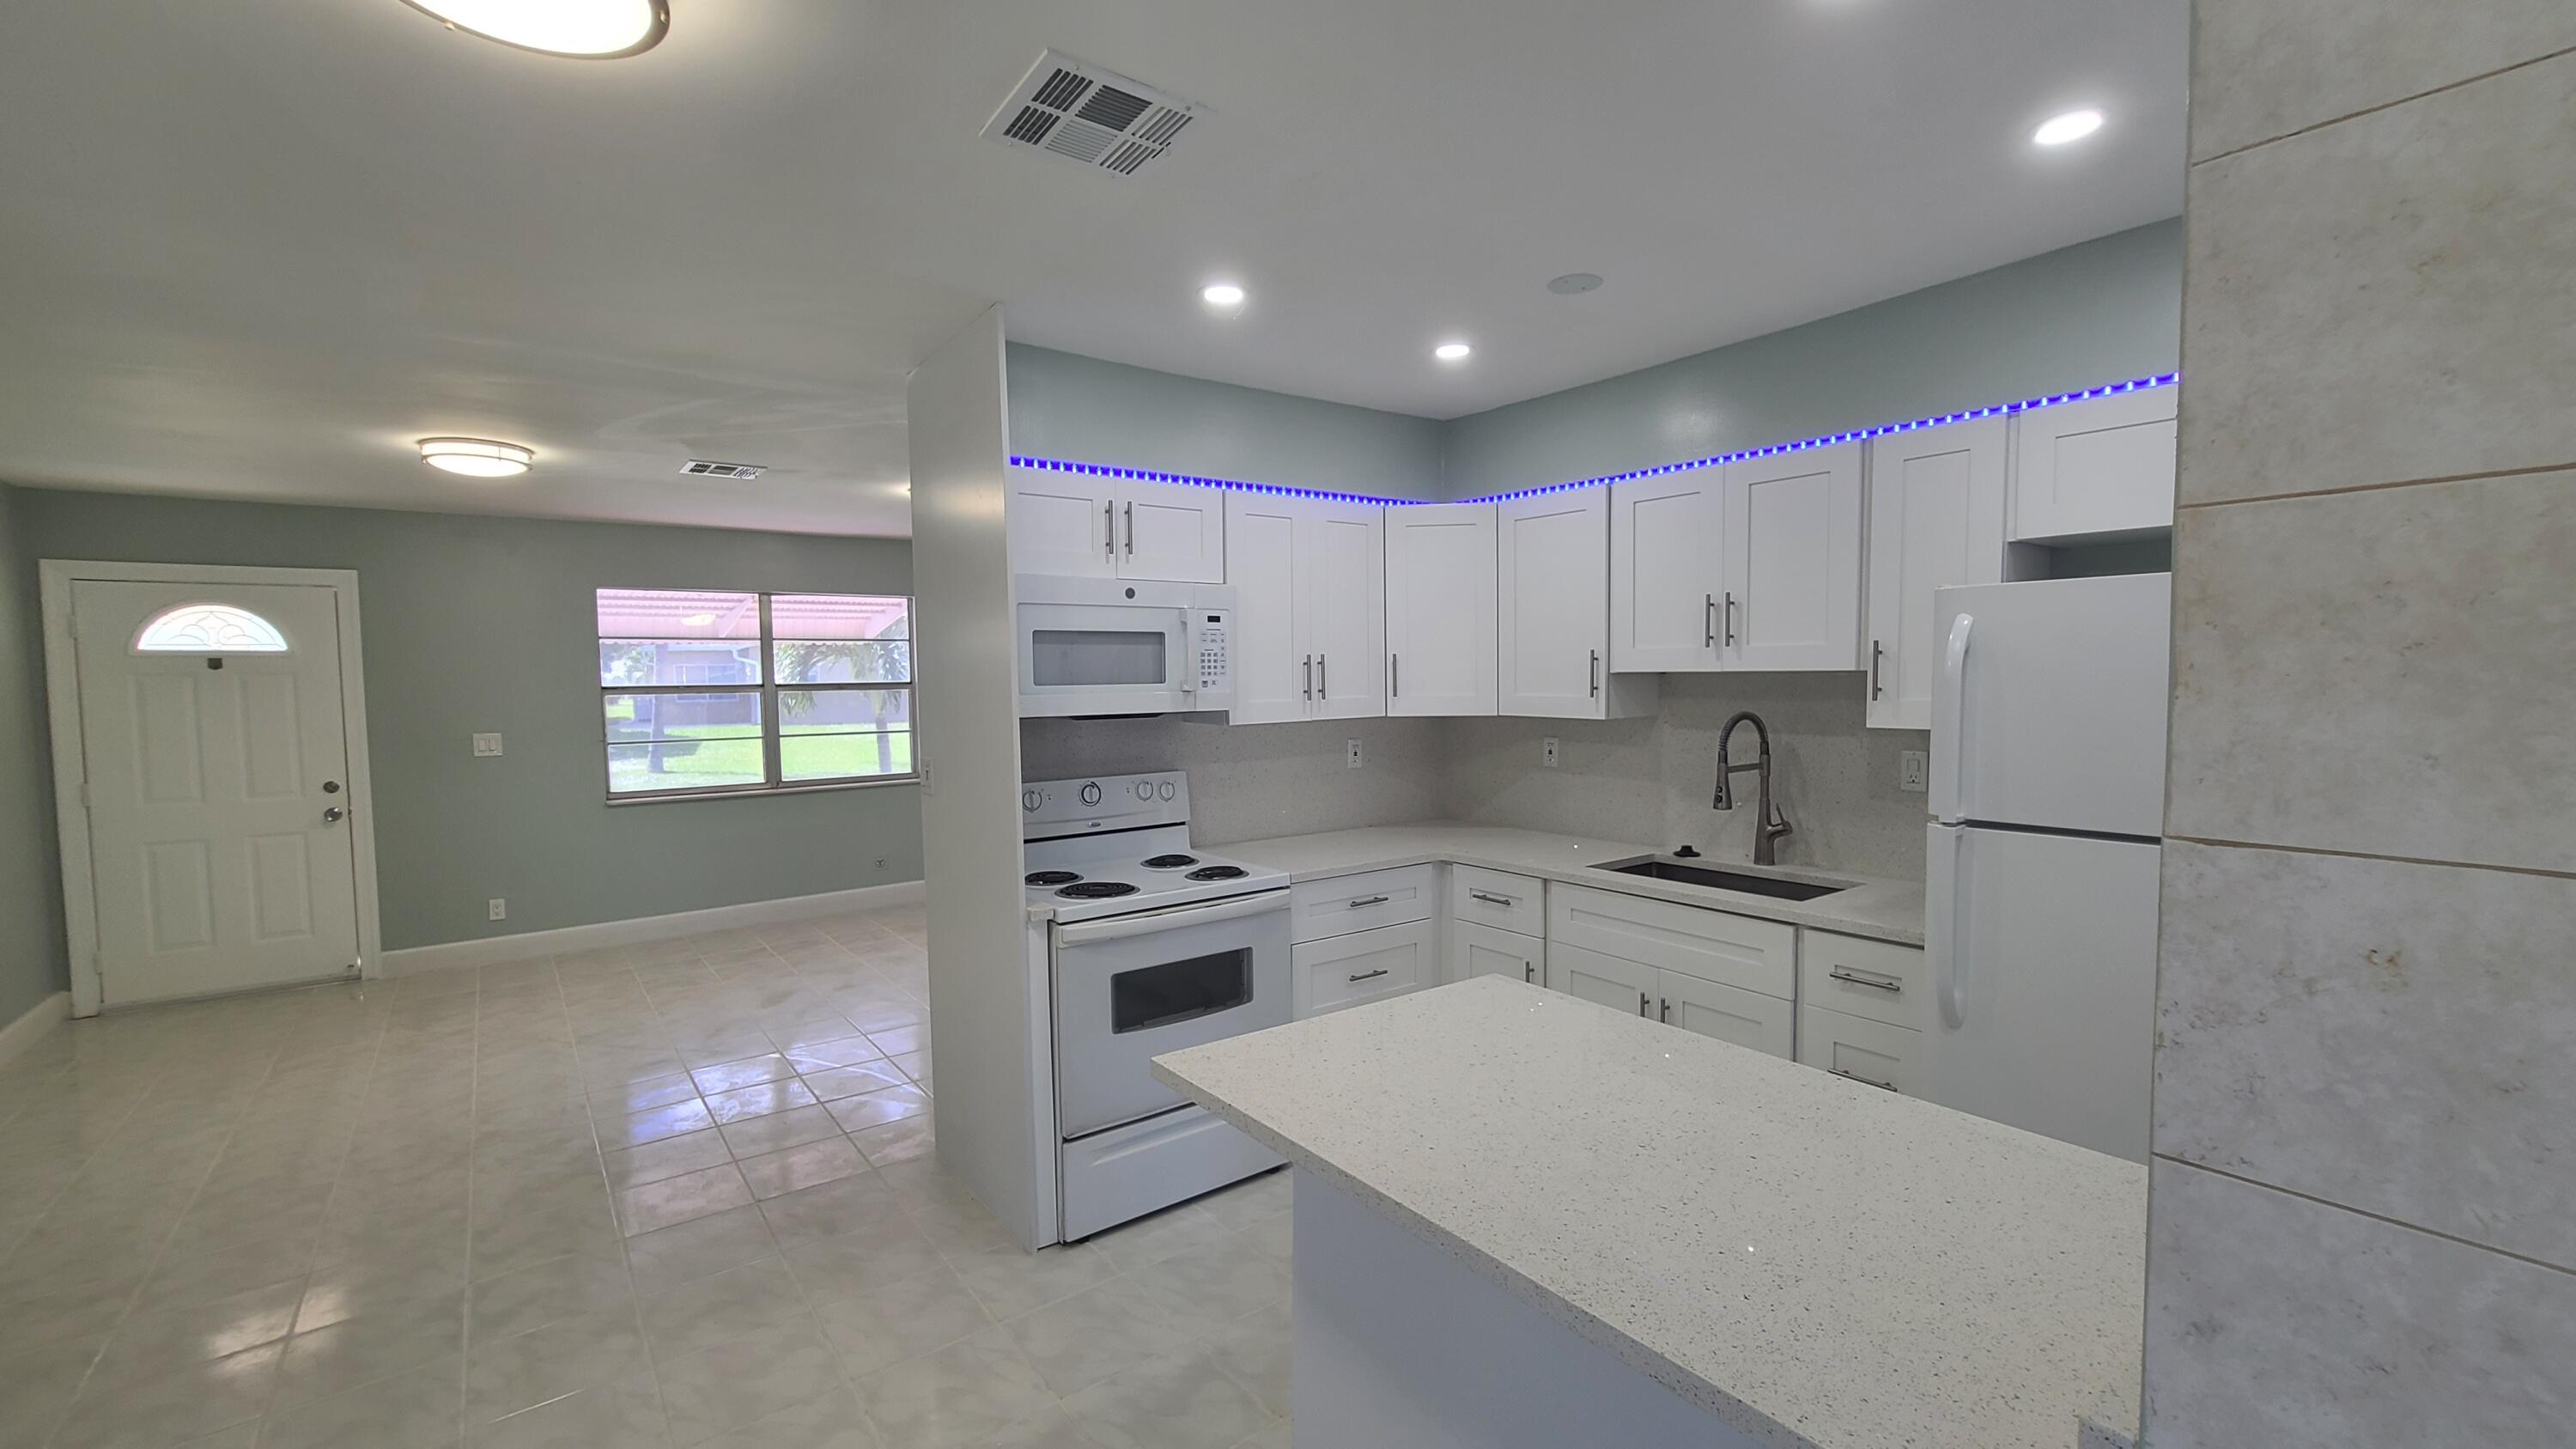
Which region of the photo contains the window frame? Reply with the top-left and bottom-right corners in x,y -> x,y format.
598,588 -> 918,804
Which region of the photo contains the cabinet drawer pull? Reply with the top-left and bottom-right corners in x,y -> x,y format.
1103,500 -> 1115,559
1658,996 -> 1672,1024
1318,652 -> 1328,700
1638,990 -> 1651,1017
1303,654 -> 1314,701
1831,1068 -> 1899,1092
1869,640 -> 1885,701
1722,592 -> 1738,647
1523,962 -> 1535,983
1704,594 -> 1716,648
1122,501 -> 1134,556
1346,968 -> 1390,983
1467,891 -> 1516,907
1828,967 -> 1904,994
1345,895 -> 1389,909
1589,648 -> 1601,697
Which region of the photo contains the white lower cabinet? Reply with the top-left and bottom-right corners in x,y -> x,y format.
1294,918 -> 1437,1019
1450,919 -> 1545,987
1546,941 -> 1656,1017
1547,884 -> 1796,1000
1656,969 -> 1795,1057
1795,1005 -> 1920,1096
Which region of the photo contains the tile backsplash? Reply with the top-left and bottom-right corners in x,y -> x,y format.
1018,714 -> 1449,848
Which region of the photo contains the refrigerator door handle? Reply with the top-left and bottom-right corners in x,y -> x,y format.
1932,612 -> 1975,825
1929,825 -> 1971,1030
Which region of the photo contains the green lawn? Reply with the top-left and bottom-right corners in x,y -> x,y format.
608,728 -> 914,794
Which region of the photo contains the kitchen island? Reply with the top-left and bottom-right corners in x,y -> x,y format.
1153,977 -> 2143,1449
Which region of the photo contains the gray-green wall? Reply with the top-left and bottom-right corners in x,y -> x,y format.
10,490 -> 920,958
1440,218 -> 2184,496
0,485 -> 68,1024
1005,343 -> 1445,500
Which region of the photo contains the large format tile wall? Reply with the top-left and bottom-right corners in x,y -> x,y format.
2143,11 -> 2576,1446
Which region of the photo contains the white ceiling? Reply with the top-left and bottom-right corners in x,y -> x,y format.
0,1 -> 2185,537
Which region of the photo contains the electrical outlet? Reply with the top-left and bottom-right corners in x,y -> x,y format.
1543,736 -> 1560,768
487,898 -> 507,921
471,733 -> 503,758
1346,738 -> 1364,770
1899,750 -> 1929,793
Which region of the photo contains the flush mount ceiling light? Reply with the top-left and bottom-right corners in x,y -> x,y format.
2032,108 -> 2105,146
418,437 -> 534,477
1546,273 -> 1603,295
1200,283 -> 1247,309
396,0 -> 669,58
1433,341 -> 1473,362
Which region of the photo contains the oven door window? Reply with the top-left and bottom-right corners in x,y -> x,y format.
1112,948 -> 1253,1033
1031,629 -> 1170,687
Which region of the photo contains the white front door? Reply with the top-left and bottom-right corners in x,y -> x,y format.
72,580 -> 362,1005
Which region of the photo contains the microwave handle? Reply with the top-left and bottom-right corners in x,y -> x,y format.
1181,615 -> 1200,696
1054,889 -> 1289,946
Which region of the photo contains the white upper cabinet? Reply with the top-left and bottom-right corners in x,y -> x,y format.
1385,503 -> 1498,716
1498,489 -> 1658,720
1008,470 -> 1225,583
1115,478 -> 1227,582
1863,419 -> 2007,730
2008,388 -> 2178,542
1608,471 -> 1725,673
1722,443 -> 1864,672
1224,492 -> 1385,725
1007,466 -> 1118,578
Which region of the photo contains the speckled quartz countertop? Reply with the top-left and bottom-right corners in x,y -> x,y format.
1154,977 -> 2146,1449
1220,821 -> 1929,945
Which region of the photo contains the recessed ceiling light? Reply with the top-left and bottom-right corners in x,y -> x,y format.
2032,108 -> 2105,147
1200,283 -> 1247,309
396,0 -> 669,58
418,437 -> 534,478
1546,273 -> 1603,295
1433,342 -> 1473,362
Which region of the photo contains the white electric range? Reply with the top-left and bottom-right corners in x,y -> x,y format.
1024,771 -> 1291,1241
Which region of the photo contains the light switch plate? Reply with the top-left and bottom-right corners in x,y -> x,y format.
472,733 -> 504,758
1543,737 -> 1560,768
1346,738 -> 1364,769
1899,750 -> 1929,792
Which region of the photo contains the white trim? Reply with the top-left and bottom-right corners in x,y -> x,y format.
379,880 -> 926,977
39,560 -> 387,1018
0,991 -> 71,1068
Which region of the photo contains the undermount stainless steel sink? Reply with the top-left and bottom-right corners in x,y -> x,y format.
1594,857 -> 1851,902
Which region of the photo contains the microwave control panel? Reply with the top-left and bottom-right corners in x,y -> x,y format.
1195,612 -> 1230,691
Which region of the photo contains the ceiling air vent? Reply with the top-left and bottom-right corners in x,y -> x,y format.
981,50 -> 1206,179
681,460 -> 766,480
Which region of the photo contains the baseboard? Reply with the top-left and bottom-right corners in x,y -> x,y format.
0,990 -> 72,1068
379,880 -> 925,977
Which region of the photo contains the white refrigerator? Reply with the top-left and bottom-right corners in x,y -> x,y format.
1923,573 -> 2169,1162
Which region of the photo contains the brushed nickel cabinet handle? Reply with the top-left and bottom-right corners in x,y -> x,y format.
1104,499 -> 1115,559
1347,968 -> 1390,983
1704,594 -> 1716,648
1659,996 -> 1672,1023
1723,592 -> 1738,647
1638,990 -> 1651,1017
1123,501 -> 1134,556
1346,895 -> 1388,909
1317,653 -> 1327,699
1523,962 -> 1535,983
1832,1067 -> 1899,1092
1303,654 -> 1314,700
1869,640 -> 1885,701
1467,891 -> 1516,907
1829,966 -> 1904,994
1390,653 -> 1400,697
1589,648 -> 1601,697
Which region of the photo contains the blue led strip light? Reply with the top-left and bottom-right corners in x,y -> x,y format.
1005,371 -> 2179,508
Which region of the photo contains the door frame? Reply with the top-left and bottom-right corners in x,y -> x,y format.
39,560 -> 386,1017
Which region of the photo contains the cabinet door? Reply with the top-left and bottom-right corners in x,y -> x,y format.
1656,970 -> 1795,1059
1223,491 -> 1309,724
1384,503 -> 1497,716
1116,478 -> 1226,583
1304,501 -> 1387,720
1449,920 -> 1544,987
1863,419 -> 2006,730
1722,443 -> 1862,672
1497,490 -> 1609,718
2009,388 -> 2178,542
1008,466 -> 1116,578
1545,941 -> 1657,1019
1293,918 -> 1437,1019
1609,473 -> 1724,673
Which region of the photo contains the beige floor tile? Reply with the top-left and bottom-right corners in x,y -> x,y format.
639,1256 -> 810,1360
852,1331 -> 1057,1449
49,1339 -> 282,1449
1065,1344 -> 1278,1449
999,1274 -> 1189,1397
471,1369 -> 671,1448
697,1385 -> 883,1449
270,1287 -> 465,1408
655,1317 -> 848,1447
263,1355 -> 464,1449
618,1164 -> 756,1236
465,1305 -> 653,1425
740,1137 -> 866,1201
810,1262 -> 993,1376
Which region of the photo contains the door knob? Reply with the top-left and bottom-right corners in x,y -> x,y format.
322,806 -> 346,824
322,780 -> 341,794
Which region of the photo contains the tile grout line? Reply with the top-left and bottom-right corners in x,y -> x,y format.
2190,41 -> 2576,167
2162,833 -> 2576,883
2172,457 -> 2576,514
2151,1154 -> 2576,1281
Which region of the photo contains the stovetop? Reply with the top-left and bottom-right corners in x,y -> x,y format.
1022,771 -> 1287,922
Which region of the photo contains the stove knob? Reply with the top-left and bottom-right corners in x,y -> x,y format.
1157,782 -> 1176,801
1022,789 -> 1042,813
1079,782 -> 1103,807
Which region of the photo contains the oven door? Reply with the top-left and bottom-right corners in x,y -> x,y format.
1018,601 -> 1191,716
1052,890 -> 1291,1139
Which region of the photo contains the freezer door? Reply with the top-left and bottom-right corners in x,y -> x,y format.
1930,573 -> 2171,837
1923,824 -> 2161,1161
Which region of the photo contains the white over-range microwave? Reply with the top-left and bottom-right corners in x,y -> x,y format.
1015,575 -> 1236,717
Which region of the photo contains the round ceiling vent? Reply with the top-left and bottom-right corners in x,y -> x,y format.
1546,273 -> 1604,295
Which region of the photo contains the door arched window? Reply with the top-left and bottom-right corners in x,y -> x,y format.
132,603 -> 291,654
